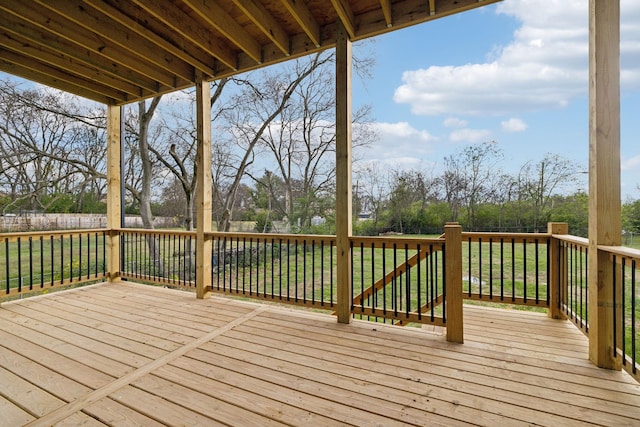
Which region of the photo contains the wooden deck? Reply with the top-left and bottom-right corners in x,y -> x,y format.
1,282 -> 639,426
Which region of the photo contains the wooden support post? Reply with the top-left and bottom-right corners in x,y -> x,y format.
106,104 -> 121,283
335,19 -> 353,324
588,0 -> 621,369
547,222 -> 569,320
195,73 -> 212,299
444,222 -> 463,343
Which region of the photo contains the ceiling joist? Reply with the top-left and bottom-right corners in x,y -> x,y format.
0,0 -> 501,105
182,0 -> 263,64
331,0 -> 356,39
380,0 -> 393,28
232,0 -> 291,56
280,0 -> 322,48
83,0 -> 215,77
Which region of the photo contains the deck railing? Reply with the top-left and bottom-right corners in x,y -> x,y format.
0,229 -> 107,298
556,235 -> 590,334
601,245 -> 640,379
120,228 -> 195,287
1,224 -> 638,380
212,233 -> 336,308
119,230 -> 448,325
462,232 -> 551,308
350,236 -> 445,326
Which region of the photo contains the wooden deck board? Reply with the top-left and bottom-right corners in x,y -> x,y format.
233,315 -> 640,408
0,281 -> 639,427
213,324 -> 636,425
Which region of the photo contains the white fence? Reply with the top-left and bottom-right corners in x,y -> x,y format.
0,214 -> 180,231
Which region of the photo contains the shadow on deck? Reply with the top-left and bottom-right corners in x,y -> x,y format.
1,281 -> 639,426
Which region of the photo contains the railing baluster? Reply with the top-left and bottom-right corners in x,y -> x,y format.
534,239 -> 540,305
632,260 -> 636,374
585,248 -> 588,330
468,238 -> 472,297
50,236 -> 55,287
546,238 -> 551,307
273,238 -> 278,300
40,236 -> 44,288
417,244 -> 421,321
393,243 -> 397,317
579,246 -> 584,328
511,240 -> 515,302
478,238 -> 482,298
522,238 -> 527,303
70,234 -> 74,283
263,238 -> 267,297
330,242 -> 333,305
489,238 -> 493,299
359,242 -> 364,313
428,244 -> 434,321
617,256 -> 622,362
382,242 -> 386,316
500,239 -> 504,300
5,238 -> 9,294
17,238 -> 22,292
320,240 -> 324,306
370,242 -> 375,313
302,239 -> 307,302
278,238 -> 283,300
28,237 -> 33,290
405,244 -> 410,319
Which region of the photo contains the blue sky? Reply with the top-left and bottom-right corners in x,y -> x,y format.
352,0 -> 640,199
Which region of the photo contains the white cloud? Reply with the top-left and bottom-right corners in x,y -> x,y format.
449,128 -> 492,143
443,117 -> 468,128
393,0 -> 640,116
359,121 -> 437,164
622,155 -> 640,171
501,118 -> 527,132
374,121 -> 437,142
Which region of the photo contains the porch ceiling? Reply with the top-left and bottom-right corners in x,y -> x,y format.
0,0 -> 500,105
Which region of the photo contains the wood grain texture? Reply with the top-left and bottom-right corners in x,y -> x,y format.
0,282 -> 638,426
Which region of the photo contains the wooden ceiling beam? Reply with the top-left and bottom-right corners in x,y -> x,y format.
231,0 -> 290,56
0,0 -> 502,104
429,0 -> 436,16
182,0 -> 262,64
1,3 -> 177,89
357,0 -> 501,40
0,50 -> 121,104
35,0 -> 194,84
380,0 -> 393,28
0,30 -> 145,98
132,0 -> 238,71
0,7 -> 162,94
279,0 -> 321,47
330,0 -> 356,39
83,0 -> 215,78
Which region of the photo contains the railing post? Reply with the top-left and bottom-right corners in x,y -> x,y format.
106,104 -> 121,283
548,222 -> 568,320
445,222 -> 463,343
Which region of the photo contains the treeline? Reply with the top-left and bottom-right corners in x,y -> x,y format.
350,142 -> 591,236
1,71 -> 637,239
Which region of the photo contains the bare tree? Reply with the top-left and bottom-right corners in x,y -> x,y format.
258,52 -> 375,230
0,80 -> 106,214
213,54 -> 333,232
354,162 -> 389,228
517,153 -> 581,231
443,142 -> 503,230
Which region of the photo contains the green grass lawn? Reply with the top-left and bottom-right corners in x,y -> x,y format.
1,233 -> 106,291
